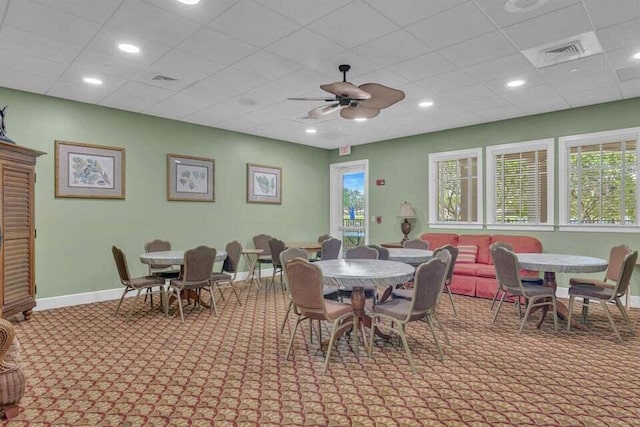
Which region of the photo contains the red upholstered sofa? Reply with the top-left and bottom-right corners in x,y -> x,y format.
419,233 -> 542,299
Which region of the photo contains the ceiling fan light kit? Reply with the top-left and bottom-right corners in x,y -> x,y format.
289,64 -> 405,120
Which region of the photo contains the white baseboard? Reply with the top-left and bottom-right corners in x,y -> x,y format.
34,269 -> 274,311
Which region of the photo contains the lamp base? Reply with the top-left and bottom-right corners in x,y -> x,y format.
400,219 -> 411,243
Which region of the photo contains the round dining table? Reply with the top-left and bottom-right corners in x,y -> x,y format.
516,253 -> 608,330
140,250 -> 227,265
387,248 -> 432,265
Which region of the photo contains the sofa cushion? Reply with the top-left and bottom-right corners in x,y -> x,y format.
459,234 -> 492,265
419,233 -> 458,249
453,263 -> 478,277
476,264 -> 496,279
489,235 -> 542,265
457,245 -> 478,263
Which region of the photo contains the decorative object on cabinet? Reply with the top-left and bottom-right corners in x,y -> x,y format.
54,140 -> 125,199
167,154 -> 215,202
0,141 -> 45,320
247,163 -> 282,204
397,201 -> 416,243
0,106 -> 15,144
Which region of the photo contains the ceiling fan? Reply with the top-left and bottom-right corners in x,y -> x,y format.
288,64 -> 405,120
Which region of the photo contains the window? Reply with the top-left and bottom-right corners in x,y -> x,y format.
486,139 -> 554,230
429,148 -> 483,228
559,127 -> 640,232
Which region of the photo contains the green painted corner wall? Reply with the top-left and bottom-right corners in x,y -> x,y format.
0,87 -> 330,298
328,97 -> 640,294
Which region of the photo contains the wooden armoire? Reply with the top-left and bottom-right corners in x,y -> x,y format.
0,141 -> 44,320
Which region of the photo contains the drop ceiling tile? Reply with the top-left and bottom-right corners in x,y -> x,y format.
199,67 -> 269,95
0,0 -> 6,20
69,49 -> 148,81
47,81 -> 112,104
86,28 -> 173,66
502,3 -> 592,50
179,80 -> 239,105
32,0 -> 123,23
308,1 -> 399,49
0,25 -> 82,65
352,30 -> 430,68
511,95 -> 570,114
538,53 -> 609,82
143,92 -> 214,118
354,68 -> 409,89
179,27 -> 258,65
619,80 -> 640,98
387,52 -> 457,82
439,31 -> 517,68
463,53 -> 536,82
563,85 -> 622,107
606,46 -> 640,70
99,92 -> 161,112
0,49 -> 67,80
485,71 -> 547,94
313,51 -> 381,79
583,0 -> 640,29
116,81 -> 175,102
208,0 -> 299,48
141,0 -> 238,25
0,68 -> 57,94
266,29 -> 346,68
233,51 -> 303,81
552,71 -> 619,96
275,68 -> 336,93
254,0 -> 350,26
500,84 -> 560,103
596,19 -> 640,51
407,2 -> 496,50
461,96 -> 510,112
149,50 -> 225,83
363,0 -> 465,26
438,83 -> 496,104
473,0 -> 580,28
106,0 -> 200,46
6,0 -> 100,47
414,70 -> 478,95
476,105 -> 524,122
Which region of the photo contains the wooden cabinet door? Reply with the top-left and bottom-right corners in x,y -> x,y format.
0,160 -> 35,317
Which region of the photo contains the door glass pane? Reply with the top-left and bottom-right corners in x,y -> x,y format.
342,171 -> 365,249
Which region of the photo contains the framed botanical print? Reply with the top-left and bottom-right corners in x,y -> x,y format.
55,140 -> 125,199
247,163 -> 282,204
167,154 -> 215,202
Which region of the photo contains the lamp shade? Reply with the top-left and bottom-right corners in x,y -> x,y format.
397,201 -> 416,219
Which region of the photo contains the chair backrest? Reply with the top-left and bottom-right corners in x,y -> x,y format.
410,251 -> 450,319
321,238 -> 341,260
613,250 -> 638,298
268,238 -> 286,267
605,245 -> 633,283
112,246 -> 131,283
490,244 -> 524,293
183,246 -> 217,282
286,258 -> 327,320
433,244 -> 458,285
144,239 -> 172,268
345,245 -> 378,260
403,238 -> 429,250
280,248 -> 308,292
368,244 -> 389,260
253,234 -> 271,255
223,240 -> 242,274
492,241 -> 514,251
317,234 -> 331,243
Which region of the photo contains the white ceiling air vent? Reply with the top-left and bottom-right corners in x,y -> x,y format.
143,73 -> 180,88
522,31 -> 603,68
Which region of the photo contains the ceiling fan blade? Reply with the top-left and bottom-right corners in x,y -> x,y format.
340,106 -> 380,120
288,97 -> 336,101
320,81 -> 371,100
356,83 -> 405,109
308,103 -> 344,118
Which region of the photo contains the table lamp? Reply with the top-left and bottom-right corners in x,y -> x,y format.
397,201 -> 416,243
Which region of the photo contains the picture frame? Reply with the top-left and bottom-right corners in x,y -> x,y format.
247,163 -> 282,204
55,140 -> 125,199
167,154 -> 215,202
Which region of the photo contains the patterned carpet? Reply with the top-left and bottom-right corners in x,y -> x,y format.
4,282 -> 640,426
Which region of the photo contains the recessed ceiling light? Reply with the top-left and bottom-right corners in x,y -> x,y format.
118,43 -> 140,54
83,77 -> 103,85
633,51 -> 640,59
506,79 -> 525,88
504,0 -> 550,14
177,0 -> 200,4
354,118 -> 367,122
419,100 -> 434,108
570,68 -> 579,73
305,128 -> 316,134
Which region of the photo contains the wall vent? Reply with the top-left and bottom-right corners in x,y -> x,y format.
522,32 -> 602,68
143,73 -> 180,87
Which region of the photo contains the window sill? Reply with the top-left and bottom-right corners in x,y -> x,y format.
428,223 -> 484,230
486,224 -> 554,231
558,225 -> 640,233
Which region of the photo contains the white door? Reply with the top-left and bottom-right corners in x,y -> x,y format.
330,160 -> 369,254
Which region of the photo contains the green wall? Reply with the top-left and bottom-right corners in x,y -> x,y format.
328,97 -> 640,294
0,87 -> 330,298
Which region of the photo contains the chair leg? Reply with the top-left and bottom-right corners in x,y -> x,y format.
368,314 -> 377,357
208,284 -> 218,317
426,315 -> 444,363
614,298 -> 633,332
551,297 -> 558,332
286,316 -> 302,360
518,296 -> 535,335
175,289 -> 185,324
230,283 -> 242,305
490,288 -> 501,310
217,285 -> 226,302
280,301 -> 293,334
601,301 -> 622,342
115,287 -> 130,315
433,313 -> 450,345
492,292 -> 507,323
317,320 -> 322,349
567,296 -> 575,332
398,323 -> 416,372
323,319 -> 341,374
444,286 -> 457,317
127,288 -> 143,321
